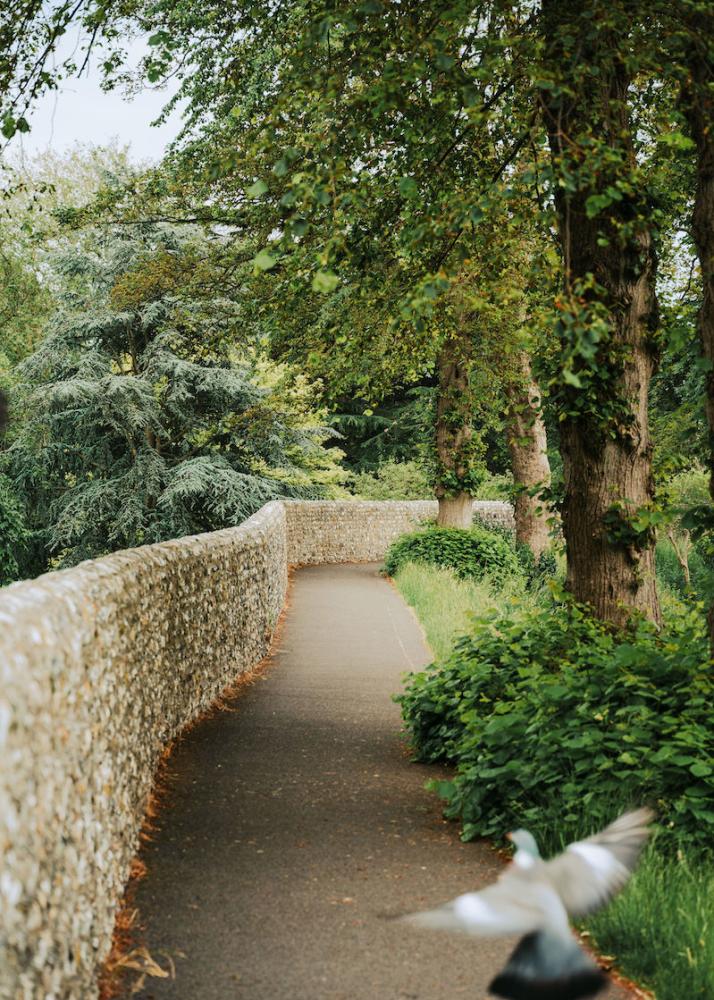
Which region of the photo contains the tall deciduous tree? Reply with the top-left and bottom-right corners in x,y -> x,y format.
37,0 -> 697,611
105,0 -> 538,526
539,0 -> 661,625
505,348 -> 551,558
434,325 -> 477,526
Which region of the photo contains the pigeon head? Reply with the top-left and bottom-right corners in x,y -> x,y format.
507,829 -> 540,858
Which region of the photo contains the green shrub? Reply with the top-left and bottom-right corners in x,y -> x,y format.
515,542 -> 558,586
383,524 -> 520,582
398,599 -> 714,852
352,460 -> 432,500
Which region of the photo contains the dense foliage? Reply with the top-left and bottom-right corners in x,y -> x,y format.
4,224 -> 339,572
398,598 -> 714,851
0,473 -> 27,584
514,542 -> 558,588
394,561 -> 714,1000
383,524 -> 519,581
352,460 -> 432,500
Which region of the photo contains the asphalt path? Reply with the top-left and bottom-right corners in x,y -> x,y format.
130,563 -> 631,1000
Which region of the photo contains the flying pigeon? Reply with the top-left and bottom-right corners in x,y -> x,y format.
401,807 -> 653,1000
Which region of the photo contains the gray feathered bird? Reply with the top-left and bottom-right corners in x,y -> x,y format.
401,807 -> 653,1000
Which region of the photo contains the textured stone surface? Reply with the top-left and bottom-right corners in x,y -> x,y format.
285,499 -> 514,565
0,499 -> 514,1000
0,502 -> 288,1000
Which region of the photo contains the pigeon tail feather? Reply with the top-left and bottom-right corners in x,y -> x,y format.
488,931 -> 607,1000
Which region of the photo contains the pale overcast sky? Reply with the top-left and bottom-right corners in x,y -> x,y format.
9,35 -> 185,164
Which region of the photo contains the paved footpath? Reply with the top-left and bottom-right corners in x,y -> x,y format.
131,564 -> 630,1000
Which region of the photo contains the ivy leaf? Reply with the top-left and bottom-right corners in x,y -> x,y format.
312,270 -> 340,293
585,193 -> 613,218
657,131 -> 696,151
148,30 -> 172,46
562,368 -> 582,388
435,53 -> 456,70
246,179 -> 269,198
399,176 -> 418,199
253,249 -> 279,272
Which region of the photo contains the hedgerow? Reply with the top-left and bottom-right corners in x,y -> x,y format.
383,524 -> 519,581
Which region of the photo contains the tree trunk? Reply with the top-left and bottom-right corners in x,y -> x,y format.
437,492 -> 474,527
505,351 -> 552,558
666,528 -> 692,589
540,0 -> 661,627
434,329 -> 474,529
681,7 -> 714,649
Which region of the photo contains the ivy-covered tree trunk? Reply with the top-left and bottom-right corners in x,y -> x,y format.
434,329 -> 474,528
541,0 -> 661,627
505,352 -> 552,558
682,7 -> 714,649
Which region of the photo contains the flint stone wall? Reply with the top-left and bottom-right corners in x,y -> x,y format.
284,499 -> 514,564
0,501 -> 288,1000
0,498 -> 513,1000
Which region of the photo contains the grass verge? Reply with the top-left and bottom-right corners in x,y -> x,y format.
393,561 -> 714,1000
393,560 -> 544,662
587,847 -> 714,1000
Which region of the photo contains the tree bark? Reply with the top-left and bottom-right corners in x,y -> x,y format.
434,329 -> 474,529
505,351 -> 552,558
681,7 -> 714,649
540,0 -> 661,627
437,491 -> 474,527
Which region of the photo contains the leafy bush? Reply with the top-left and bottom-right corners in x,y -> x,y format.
352,460 -> 432,500
515,542 -> 558,586
383,524 -> 519,582
398,599 -> 714,852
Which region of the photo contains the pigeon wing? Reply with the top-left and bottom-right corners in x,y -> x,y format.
543,807 -> 654,918
401,871 -> 561,938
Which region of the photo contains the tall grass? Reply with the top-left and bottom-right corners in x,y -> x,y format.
587,848 -> 714,1000
394,561 -> 544,662
393,560 -> 714,1000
